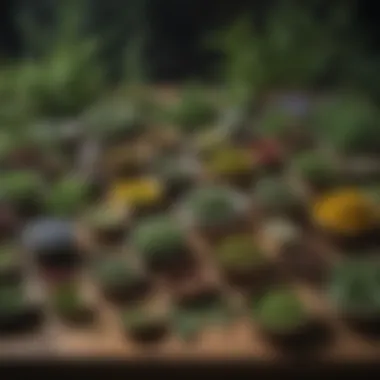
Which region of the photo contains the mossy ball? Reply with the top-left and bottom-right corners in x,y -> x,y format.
253,177 -> 299,213
180,186 -> 248,228
132,216 -> 187,266
216,236 -> 266,270
252,289 -> 308,333
329,259 -> 380,315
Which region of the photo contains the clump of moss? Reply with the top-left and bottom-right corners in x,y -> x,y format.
0,171 -> 44,216
51,282 -> 93,324
290,152 -> 337,189
253,177 -> 299,215
132,216 -> 188,270
121,307 -> 168,342
46,177 -> 90,217
216,236 -> 266,272
312,96 -> 380,156
164,84 -> 218,133
329,259 -> 380,316
252,289 -> 308,333
93,258 -> 148,302
180,186 -> 247,229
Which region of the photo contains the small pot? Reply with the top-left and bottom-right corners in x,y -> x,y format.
57,305 -> 95,326
0,304 -> 43,335
126,321 -> 168,343
102,278 -> 151,305
259,318 -> 329,354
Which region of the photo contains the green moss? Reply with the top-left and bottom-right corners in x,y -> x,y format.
164,85 -> 217,133
254,177 -> 299,212
216,236 -> 266,270
0,285 -> 25,312
0,171 -> 43,203
182,186 -> 243,227
51,283 -> 83,313
329,259 -> 380,314
252,290 -> 308,332
291,152 -> 336,186
46,177 -> 89,216
132,216 -> 187,265
312,96 -> 380,155
93,258 -> 142,289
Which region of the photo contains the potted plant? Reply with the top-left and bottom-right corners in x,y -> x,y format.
108,177 -> 165,219
179,186 -> 250,240
250,289 -> 325,351
329,259 -> 380,335
0,245 -> 22,285
154,156 -> 198,200
290,152 -> 339,193
121,307 -> 168,343
22,218 -> 83,278
45,176 -> 90,218
132,215 -> 190,273
0,203 -> 19,241
0,170 -> 45,219
205,147 -> 256,187
93,257 -> 150,303
84,206 -> 128,246
0,285 -> 43,334
215,235 -> 272,290
311,188 -> 380,250
50,282 -> 94,325
253,177 -> 302,219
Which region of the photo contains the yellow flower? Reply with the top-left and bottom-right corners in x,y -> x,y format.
109,178 -> 163,207
311,188 -> 379,235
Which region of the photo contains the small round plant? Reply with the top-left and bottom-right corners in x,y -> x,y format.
46,176 -> 90,217
0,285 -> 42,333
253,177 -> 300,216
121,307 -> 168,342
0,245 -> 22,285
93,257 -> 149,303
329,259 -> 380,332
180,186 -> 249,234
0,170 -> 44,217
132,215 -> 189,271
250,289 -> 320,349
216,235 -> 270,288
290,152 -> 337,190
50,282 -> 94,325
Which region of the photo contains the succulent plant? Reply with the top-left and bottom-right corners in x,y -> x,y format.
0,285 -> 26,314
51,282 -> 83,314
329,259 -> 380,315
0,170 -> 44,205
164,84 -> 218,133
180,186 -> 248,228
93,257 -> 147,300
252,289 -> 308,333
311,188 -> 379,236
216,236 -> 266,271
46,177 -> 90,217
290,152 -> 337,187
253,177 -> 299,214
121,307 -> 167,341
312,96 -> 380,155
132,216 -> 188,268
